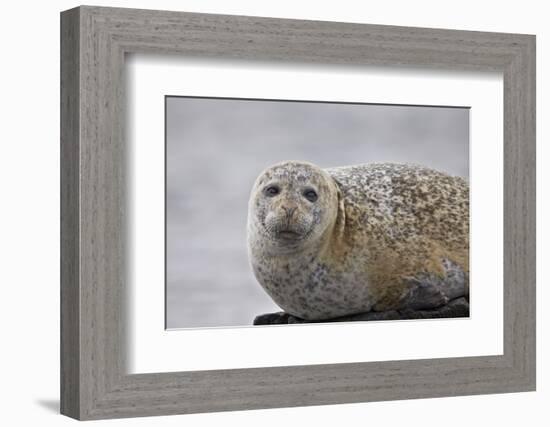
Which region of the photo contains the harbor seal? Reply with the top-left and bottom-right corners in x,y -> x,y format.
247,160 -> 469,321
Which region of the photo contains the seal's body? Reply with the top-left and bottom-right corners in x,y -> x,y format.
247,161 -> 469,321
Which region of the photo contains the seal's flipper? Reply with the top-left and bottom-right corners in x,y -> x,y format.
401,259 -> 469,310
402,277 -> 449,310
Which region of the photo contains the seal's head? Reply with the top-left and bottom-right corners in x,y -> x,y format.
247,161 -> 342,254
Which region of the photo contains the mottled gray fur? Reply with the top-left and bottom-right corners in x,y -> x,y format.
247,161 -> 469,320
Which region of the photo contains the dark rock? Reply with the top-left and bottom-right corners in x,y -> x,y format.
253,297 -> 469,325
253,312 -> 294,325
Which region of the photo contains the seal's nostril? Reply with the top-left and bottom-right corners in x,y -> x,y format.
282,206 -> 297,220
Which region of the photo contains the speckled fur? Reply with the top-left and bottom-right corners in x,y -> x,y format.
247,161 -> 469,321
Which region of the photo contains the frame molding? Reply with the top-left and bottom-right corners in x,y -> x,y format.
60,5 -> 536,420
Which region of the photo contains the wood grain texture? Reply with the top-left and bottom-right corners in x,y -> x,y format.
60,5 -> 536,420
60,7 -> 80,419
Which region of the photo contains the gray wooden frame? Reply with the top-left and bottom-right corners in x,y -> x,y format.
60,5 -> 536,420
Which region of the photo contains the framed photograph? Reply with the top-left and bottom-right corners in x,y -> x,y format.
60,5 -> 536,420
164,96 -> 471,331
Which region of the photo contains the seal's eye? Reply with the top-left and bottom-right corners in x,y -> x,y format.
264,185 -> 280,197
303,189 -> 318,202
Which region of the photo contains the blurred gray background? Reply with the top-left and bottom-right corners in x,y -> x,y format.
166,97 -> 469,329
